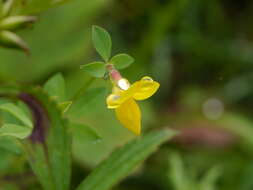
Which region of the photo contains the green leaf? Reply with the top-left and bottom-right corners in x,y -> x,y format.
0,137 -> 22,154
110,53 -> 134,69
22,87 -> 71,190
168,152 -> 190,190
44,73 -> 66,102
0,123 -> 32,139
0,103 -> 33,128
71,122 -> 101,142
92,25 -> 112,61
199,166 -> 221,190
2,0 -> 14,17
80,62 -> 106,78
69,87 -> 106,118
0,30 -> 29,53
0,16 -> 37,30
0,1 -> 3,18
58,101 -> 72,114
76,129 -> 177,190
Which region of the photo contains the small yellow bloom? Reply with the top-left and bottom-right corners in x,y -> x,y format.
106,76 -> 160,135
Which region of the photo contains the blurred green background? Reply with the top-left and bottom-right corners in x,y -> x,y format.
1,0 -> 253,189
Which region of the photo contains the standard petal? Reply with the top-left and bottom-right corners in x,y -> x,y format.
115,98 -> 141,135
133,76 -> 160,100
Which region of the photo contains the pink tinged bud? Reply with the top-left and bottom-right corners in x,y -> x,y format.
110,69 -> 122,81
106,64 -> 122,82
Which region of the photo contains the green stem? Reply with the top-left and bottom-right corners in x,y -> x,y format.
71,77 -> 95,101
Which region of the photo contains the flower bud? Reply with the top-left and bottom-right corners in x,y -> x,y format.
106,64 -> 122,82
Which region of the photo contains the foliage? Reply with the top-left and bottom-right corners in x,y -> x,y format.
0,0 -> 253,190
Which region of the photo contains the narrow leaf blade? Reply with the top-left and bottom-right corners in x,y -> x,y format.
0,123 -> 32,139
0,30 -> 29,53
110,53 -> 134,69
92,25 -> 112,61
76,129 -> 178,190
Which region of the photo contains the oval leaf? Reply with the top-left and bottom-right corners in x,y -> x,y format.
92,25 -> 112,61
80,62 -> 106,78
110,53 -> 134,69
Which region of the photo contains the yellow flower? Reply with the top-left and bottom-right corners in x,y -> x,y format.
106,76 -> 160,135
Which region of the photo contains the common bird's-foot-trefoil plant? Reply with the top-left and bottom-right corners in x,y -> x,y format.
81,25 -> 160,135
0,25 -> 177,190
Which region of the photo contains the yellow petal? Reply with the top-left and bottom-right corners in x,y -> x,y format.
132,76 -> 160,100
106,94 -> 122,109
106,84 -> 138,109
115,98 -> 141,135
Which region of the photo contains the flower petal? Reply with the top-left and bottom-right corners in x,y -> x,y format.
106,85 -> 137,109
132,76 -> 160,100
115,98 -> 141,135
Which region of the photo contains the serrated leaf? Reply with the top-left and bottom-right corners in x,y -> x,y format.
110,53 -> 134,69
44,73 -> 66,102
92,25 -> 112,61
76,129 -> 178,190
0,124 -> 32,139
80,62 -> 106,78
0,103 -> 33,128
